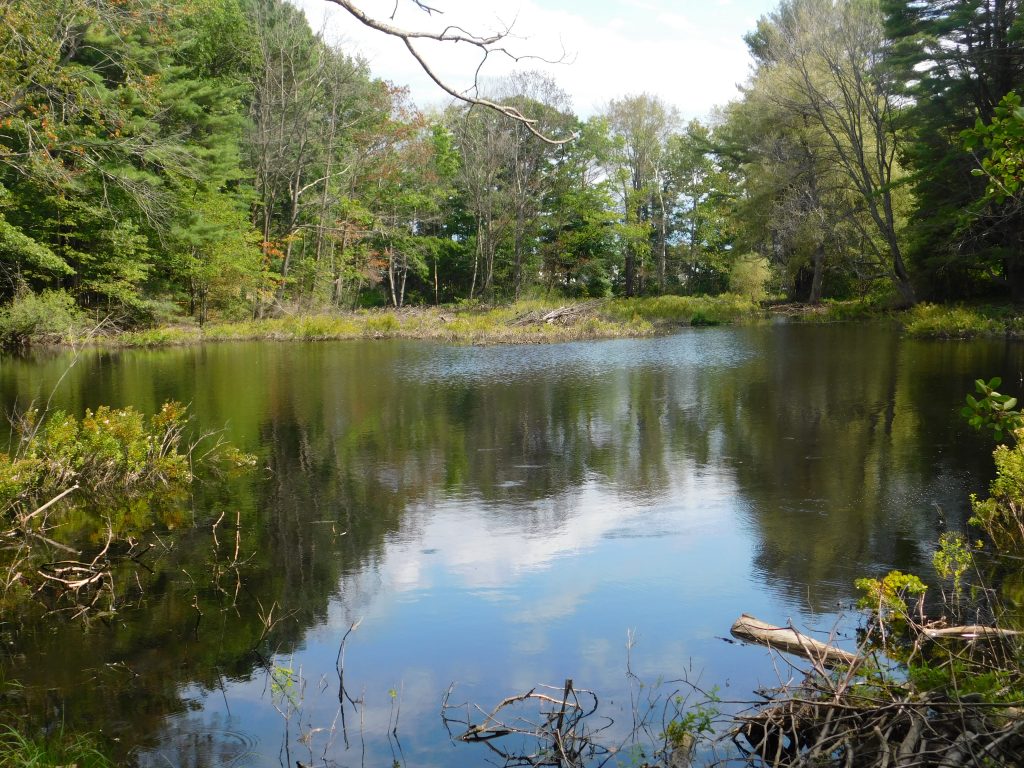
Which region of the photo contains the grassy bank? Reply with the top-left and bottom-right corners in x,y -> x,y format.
777,298 -> 1024,340
82,295 -> 764,349
902,302 -> 1024,339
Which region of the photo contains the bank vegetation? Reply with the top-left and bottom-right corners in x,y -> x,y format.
2,0 -> 1024,346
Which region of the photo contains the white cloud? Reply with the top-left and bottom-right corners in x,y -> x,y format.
293,0 -> 775,119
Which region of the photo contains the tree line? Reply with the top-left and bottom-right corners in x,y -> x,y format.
1,0 -> 1022,326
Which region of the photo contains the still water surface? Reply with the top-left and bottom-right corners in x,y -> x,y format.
1,323 -> 1021,766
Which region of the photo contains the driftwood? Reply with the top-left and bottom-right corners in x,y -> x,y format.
729,614 -> 1024,767
731,614 -> 859,667
922,624 -> 1023,640
511,301 -> 605,327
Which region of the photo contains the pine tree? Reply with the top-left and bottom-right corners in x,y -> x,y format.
883,0 -> 1024,299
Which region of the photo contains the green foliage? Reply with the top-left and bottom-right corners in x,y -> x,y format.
822,292 -> 895,321
970,435 -> 1024,552
903,304 -> 1002,339
363,312 -> 401,335
1,0 -> 1021,318
932,532 -> 978,600
0,726 -> 113,768
963,91 -> 1024,206
855,570 -> 927,615
663,702 -> 719,746
883,0 -> 1024,300
907,656 -> 1024,704
606,294 -> 761,326
0,400 -> 255,614
961,377 -> 1024,443
728,254 -> 772,302
0,290 -> 85,348
727,0 -> 916,305
0,402 -> 194,516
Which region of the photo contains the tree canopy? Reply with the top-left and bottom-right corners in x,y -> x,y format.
2,0 -> 1023,322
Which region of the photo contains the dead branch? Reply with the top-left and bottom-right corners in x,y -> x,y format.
18,484 -> 79,526
922,625 -> 1023,640
324,0 -> 574,144
511,300 -> 606,326
442,679 -> 609,767
731,614 -> 861,668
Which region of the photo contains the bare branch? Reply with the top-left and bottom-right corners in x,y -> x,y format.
324,0 -> 575,144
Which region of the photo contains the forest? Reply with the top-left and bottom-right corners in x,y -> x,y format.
1,0 -> 1022,332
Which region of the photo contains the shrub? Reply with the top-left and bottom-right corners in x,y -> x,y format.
0,402 -> 194,517
728,254 -> 772,303
606,295 -> 760,325
961,377 -> 1024,443
0,401 -> 255,612
970,430 -> 1024,552
903,303 -> 1001,339
0,290 -> 84,349
363,312 -> 400,335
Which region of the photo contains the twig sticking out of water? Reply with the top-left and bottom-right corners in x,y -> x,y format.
335,619 -> 364,752
442,678 -> 611,767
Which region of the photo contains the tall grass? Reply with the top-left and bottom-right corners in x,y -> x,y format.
605,294 -> 762,325
90,296 -> 765,349
903,303 -> 1005,339
0,727 -> 113,768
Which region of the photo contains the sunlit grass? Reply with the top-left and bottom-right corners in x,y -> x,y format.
0,727 -> 113,768
903,303 -> 1008,339
605,294 -> 762,325
92,295 -> 766,349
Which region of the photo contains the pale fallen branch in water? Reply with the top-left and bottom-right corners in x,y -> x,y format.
730,614 -> 860,668
922,624 -> 1023,640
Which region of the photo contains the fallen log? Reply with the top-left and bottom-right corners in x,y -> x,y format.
730,614 -> 859,667
922,624 -> 1023,640
541,306 -> 571,323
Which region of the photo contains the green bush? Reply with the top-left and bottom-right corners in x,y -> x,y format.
606,294 -> 760,325
728,254 -> 772,303
0,290 -> 84,349
363,312 -> 401,335
903,303 -> 1002,339
0,402 -> 194,516
970,431 -> 1024,552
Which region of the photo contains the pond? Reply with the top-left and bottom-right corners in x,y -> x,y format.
0,322 -> 1019,767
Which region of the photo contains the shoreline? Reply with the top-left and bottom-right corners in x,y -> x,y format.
10,297 -> 1024,353
61,296 -> 765,349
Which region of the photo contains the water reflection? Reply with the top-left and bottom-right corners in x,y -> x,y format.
0,325 -> 1020,765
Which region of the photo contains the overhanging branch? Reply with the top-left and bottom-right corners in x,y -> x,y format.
324,0 -> 575,144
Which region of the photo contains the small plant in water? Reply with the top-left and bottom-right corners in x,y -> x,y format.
855,570 -> 927,619
0,401 -> 255,615
932,531 -> 979,605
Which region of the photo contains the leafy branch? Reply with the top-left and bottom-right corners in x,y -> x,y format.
961,377 -> 1024,443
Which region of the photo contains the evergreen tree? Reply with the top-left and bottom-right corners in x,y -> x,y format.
884,0 -> 1024,299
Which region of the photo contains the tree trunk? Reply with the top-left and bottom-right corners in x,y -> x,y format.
809,242 -> 825,303
469,225 -> 481,300
513,206 -> 525,300
1006,255 -> 1024,303
656,181 -> 667,293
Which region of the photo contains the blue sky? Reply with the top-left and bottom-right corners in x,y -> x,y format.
295,0 -> 781,119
